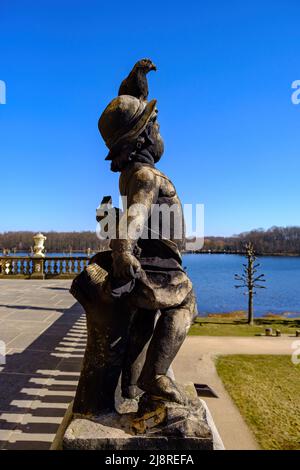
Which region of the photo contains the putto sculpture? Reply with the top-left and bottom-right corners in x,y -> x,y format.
67,60 -> 214,449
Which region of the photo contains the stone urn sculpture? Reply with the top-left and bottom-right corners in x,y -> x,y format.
33,232 -> 47,258
31,232 -> 47,279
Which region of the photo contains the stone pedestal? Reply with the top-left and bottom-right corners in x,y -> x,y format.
62,384 -> 222,451
30,257 -> 45,279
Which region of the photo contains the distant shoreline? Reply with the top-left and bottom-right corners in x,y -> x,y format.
183,251 -> 300,257
196,311 -> 300,319
1,250 -> 300,257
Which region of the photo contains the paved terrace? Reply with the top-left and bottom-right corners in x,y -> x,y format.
0,280 -> 296,450
0,279 -> 85,449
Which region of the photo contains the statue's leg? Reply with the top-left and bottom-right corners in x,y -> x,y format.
137,290 -> 196,403
121,308 -> 158,399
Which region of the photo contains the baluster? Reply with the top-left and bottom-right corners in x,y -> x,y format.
48,260 -> 52,276
59,259 -> 63,275
44,260 -> 48,276
24,259 -> 27,276
5,260 -> 11,275
25,259 -> 29,276
0,259 -> 6,275
49,259 -> 54,276
21,260 -> 25,275
27,259 -> 31,276
66,259 -> 71,273
29,259 -> 33,275
54,259 -> 59,276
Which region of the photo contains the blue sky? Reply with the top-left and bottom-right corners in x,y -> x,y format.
0,0 -> 299,236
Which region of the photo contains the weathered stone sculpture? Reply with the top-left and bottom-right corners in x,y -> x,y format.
66,60 -> 215,449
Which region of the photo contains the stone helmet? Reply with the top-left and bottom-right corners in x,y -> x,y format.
98,95 -> 157,160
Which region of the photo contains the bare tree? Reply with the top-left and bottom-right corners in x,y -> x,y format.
235,242 -> 266,325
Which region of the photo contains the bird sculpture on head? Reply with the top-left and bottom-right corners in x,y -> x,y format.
118,58 -> 157,102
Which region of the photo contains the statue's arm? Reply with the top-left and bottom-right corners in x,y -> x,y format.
110,167 -> 159,280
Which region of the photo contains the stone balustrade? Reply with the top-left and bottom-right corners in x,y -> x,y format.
0,256 -> 89,279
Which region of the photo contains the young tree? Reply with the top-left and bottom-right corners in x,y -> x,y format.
235,242 -> 266,325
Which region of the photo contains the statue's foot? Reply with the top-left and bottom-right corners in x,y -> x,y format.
122,384 -> 143,400
137,375 -> 187,405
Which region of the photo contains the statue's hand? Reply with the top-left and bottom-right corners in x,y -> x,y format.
112,252 -> 142,281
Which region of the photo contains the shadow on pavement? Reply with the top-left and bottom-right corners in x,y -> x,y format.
0,302 -> 86,450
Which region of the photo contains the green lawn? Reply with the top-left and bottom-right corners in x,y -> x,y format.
189,316 -> 300,336
216,355 -> 300,450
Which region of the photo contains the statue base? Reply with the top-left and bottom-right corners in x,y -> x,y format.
61,383 -> 223,451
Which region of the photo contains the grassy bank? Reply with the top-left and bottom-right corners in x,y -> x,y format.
216,355 -> 300,450
189,314 -> 300,336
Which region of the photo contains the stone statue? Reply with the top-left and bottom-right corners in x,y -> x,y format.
70,59 -> 198,419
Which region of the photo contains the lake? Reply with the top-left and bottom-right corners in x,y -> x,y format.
183,254 -> 300,317
1,252 -> 300,317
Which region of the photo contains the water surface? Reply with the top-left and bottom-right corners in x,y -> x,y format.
183,254 -> 300,317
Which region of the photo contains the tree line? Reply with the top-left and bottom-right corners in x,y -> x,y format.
0,231 -> 108,253
200,226 -> 300,254
0,226 -> 300,254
